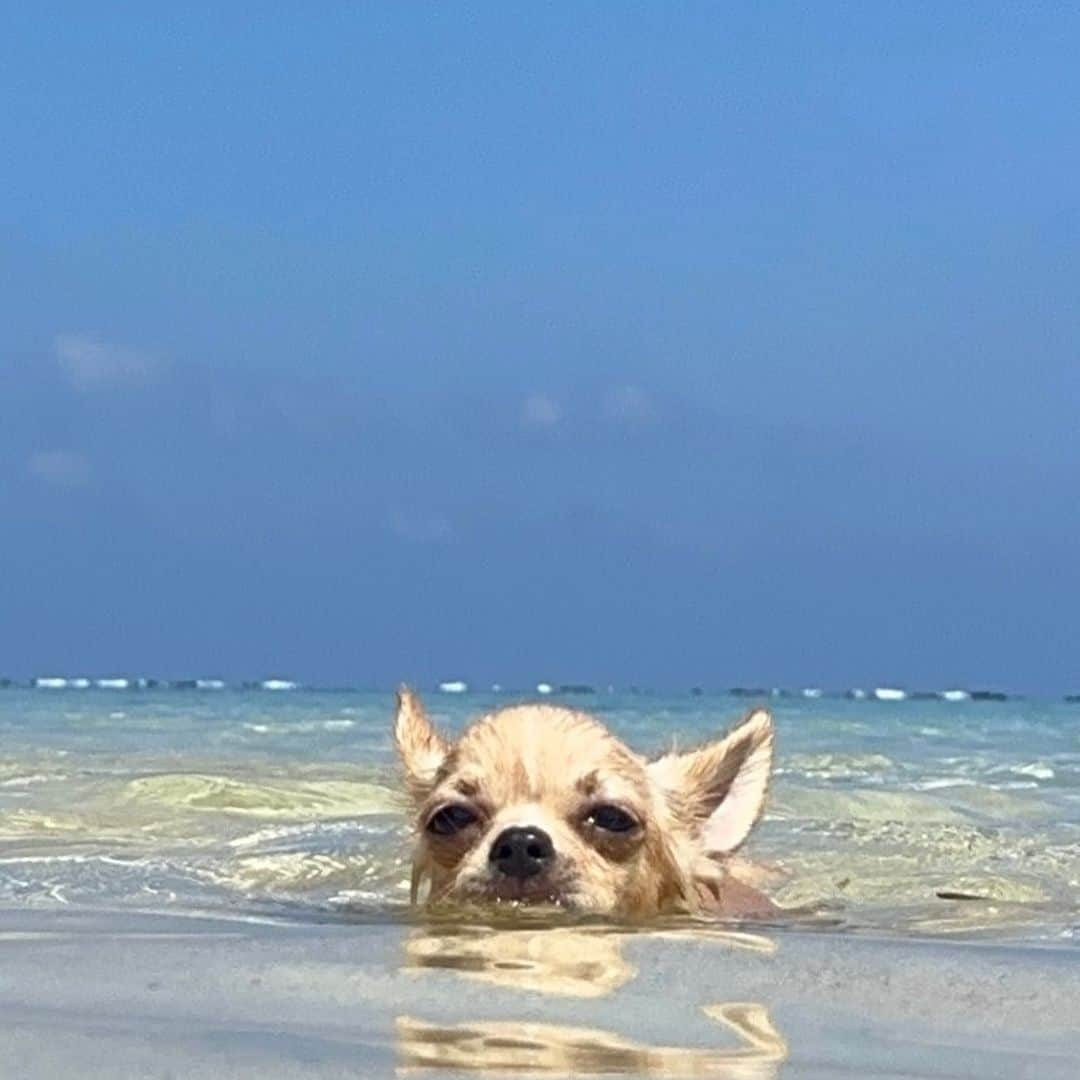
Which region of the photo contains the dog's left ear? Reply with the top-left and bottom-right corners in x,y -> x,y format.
394,686 -> 451,800
647,709 -> 774,855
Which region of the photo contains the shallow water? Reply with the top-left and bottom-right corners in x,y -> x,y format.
1,688 -> 1077,942
4,907 -> 1078,1079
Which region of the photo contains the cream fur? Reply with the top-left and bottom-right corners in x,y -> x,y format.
394,687 -> 775,918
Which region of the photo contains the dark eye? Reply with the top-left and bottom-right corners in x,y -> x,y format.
426,804 -> 478,836
587,804 -> 638,833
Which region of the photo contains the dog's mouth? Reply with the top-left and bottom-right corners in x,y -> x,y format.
453,874 -> 580,910
486,878 -> 565,905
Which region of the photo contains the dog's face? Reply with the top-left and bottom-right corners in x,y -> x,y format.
394,689 -> 773,917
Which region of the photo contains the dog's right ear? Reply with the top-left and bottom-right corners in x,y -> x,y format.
394,686 -> 451,800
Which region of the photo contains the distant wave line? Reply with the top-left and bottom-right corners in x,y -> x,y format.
0,678 -> 1072,701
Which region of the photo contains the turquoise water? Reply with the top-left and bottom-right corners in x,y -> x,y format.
1,688 -> 1077,941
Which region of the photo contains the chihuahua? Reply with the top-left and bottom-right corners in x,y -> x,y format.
394,688 -> 776,918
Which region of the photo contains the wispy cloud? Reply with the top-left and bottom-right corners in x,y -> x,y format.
27,450 -> 93,487
55,334 -> 165,390
521,392 -> 562,429
602,384 -> 654,425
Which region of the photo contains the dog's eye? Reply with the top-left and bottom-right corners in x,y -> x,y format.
587,804 -> 638,833
426,804 -> 478,836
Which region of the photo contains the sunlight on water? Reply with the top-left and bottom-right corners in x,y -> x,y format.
0,689 -> 1077,943
124,773 -> 395,818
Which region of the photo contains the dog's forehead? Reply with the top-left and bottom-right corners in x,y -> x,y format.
448,705 -> 643,800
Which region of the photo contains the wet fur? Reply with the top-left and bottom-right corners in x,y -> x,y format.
394,689 -> 775,918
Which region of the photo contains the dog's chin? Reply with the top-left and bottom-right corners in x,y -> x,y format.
455,875 -> 583,910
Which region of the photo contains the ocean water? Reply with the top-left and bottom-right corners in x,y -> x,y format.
1,687 -> 1077,943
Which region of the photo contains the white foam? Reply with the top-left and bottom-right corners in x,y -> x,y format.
96,678 -> 129,690
259,679 -> 297,691
1010,763 -> 1055,781
536,682 -> 553,695
939,689 -> 971,702
196,679 -> 226,690
911,777 -> 977,791
802,688 -> 823,699
33,678 -> 68,689
874,687 -> 907,701
0,774 -> 55,788
228,821 -> 323,850
438,680 -> 468,694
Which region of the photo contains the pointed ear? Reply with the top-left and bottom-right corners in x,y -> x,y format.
647,709 -> 774,855
393,686 -> 451,800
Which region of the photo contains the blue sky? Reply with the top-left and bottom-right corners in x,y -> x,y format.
2,4 -> 1079,690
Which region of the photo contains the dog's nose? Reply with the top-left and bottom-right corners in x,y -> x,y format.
489,826 -> 555,879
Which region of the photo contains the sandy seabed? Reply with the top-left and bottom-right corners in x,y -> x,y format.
1,905 -> 1077,1079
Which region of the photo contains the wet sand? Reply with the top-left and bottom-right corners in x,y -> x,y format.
1,905 -> 1077,1078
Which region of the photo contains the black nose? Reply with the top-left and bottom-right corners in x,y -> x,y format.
489,826 -> 555,879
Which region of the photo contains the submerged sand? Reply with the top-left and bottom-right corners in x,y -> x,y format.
1,906 -> 1077,1078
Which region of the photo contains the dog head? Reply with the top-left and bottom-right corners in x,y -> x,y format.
394,688 -> 774,917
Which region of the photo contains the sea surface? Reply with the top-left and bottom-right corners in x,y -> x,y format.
1,687 -> 1077,943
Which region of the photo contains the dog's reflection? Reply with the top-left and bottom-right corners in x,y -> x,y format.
398,925 -> 787,1076
397,1003 -> 785,1077
403,924 -> 637,997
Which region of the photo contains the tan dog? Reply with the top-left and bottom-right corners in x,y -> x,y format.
394,688 -> 776,918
